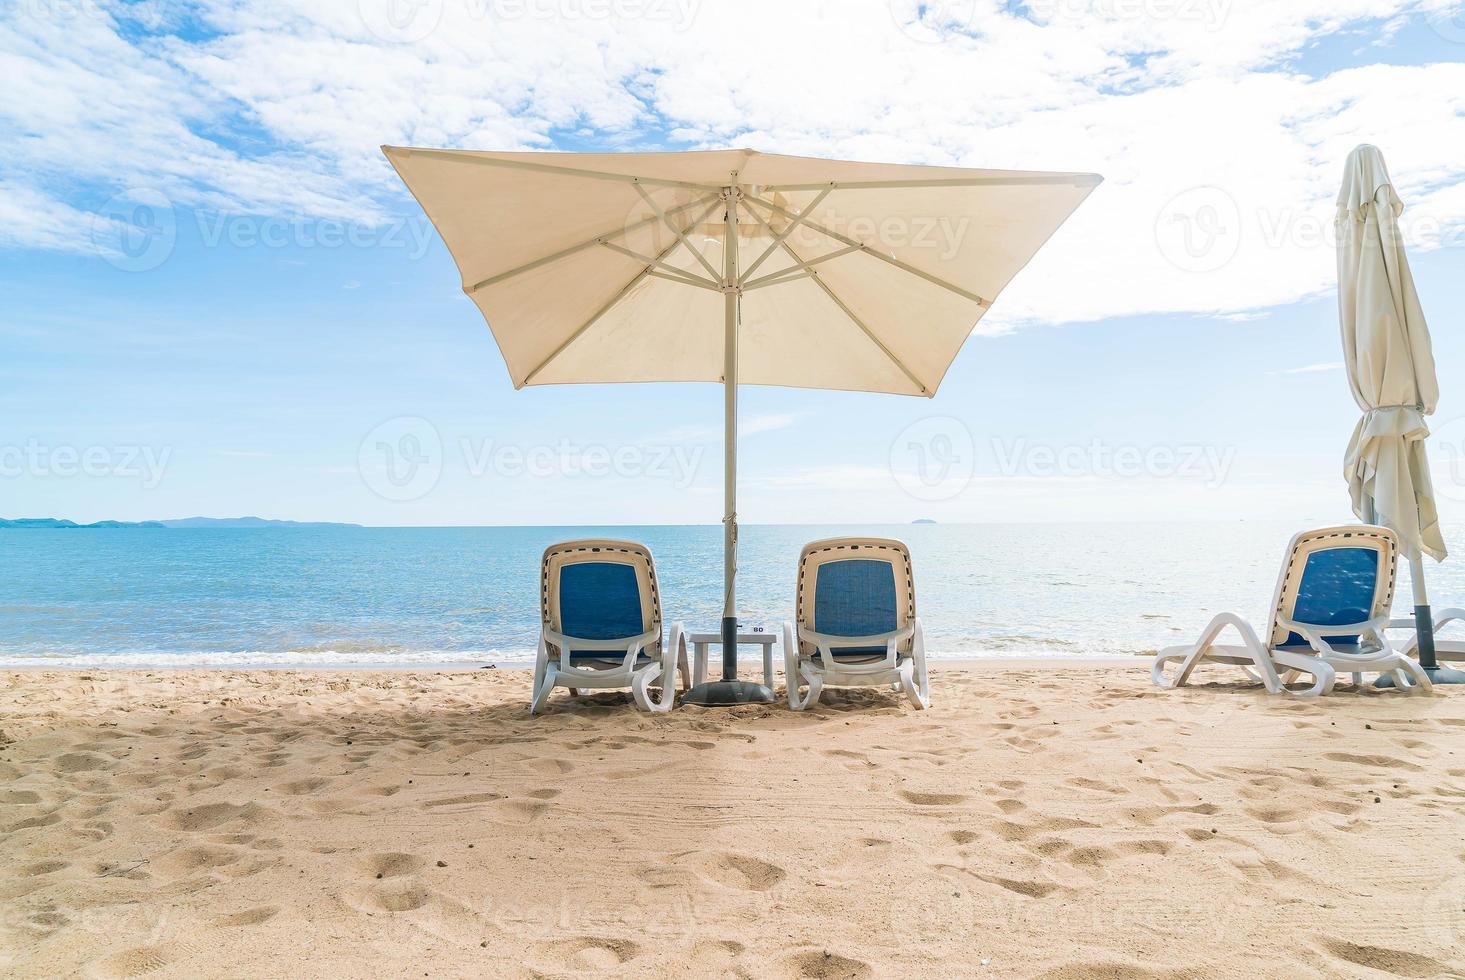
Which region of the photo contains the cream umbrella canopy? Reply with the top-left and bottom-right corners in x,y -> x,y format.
1337,143 -> 1455,681
384,146 -> 1101,704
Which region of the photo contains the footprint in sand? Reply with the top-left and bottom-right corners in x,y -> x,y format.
154,844 -> 241,878
538,936 -> 641,971
780,949 -> 873,979
211,906 -> 279,927
685,851 -> 787,891
973,872 -> 1060,898
95,944 -> 172,979
343,878 -> 435,913
355,785 -> 402,797
54,752 -> 111,773
355,852 -> 426,878
274,777 -> 332,796
688,939 -> 745,971
423,792 -> 506,809
0,789 -> 42,805
160,802 -> 268,833
1323,752 -> 1422,772
1317,938 -> 1449,977
896,790 -> 967,806
497,798 -> 551,820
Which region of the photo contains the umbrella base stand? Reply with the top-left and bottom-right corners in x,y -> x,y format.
1373,666 -> 1465,688
1375,604 -> 1465,687
682,678 -> 775,706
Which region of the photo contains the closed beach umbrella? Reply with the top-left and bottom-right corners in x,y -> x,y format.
385,146 -> 1099,703
1336,143 -> 1457,681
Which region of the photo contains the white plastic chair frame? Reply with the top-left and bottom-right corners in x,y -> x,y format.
531,539 -> 689,713
1152,525 -> 1432,697
782,537 -> 930,710
1390,607 -> 1465,664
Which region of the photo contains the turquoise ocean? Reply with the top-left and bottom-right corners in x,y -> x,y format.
3,522 -> 1462,667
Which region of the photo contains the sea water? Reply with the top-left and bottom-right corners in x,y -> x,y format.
2,522 -> 1461,667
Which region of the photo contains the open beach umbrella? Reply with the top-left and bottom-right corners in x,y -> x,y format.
384,146 -> 1100,703
1336,143 -> 1458,682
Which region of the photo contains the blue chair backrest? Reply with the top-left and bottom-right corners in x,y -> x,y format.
815,558 -> 898,653
559,561 -> 643,646
1282,546 -> 1378,647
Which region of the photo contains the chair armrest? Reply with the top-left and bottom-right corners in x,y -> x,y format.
542,627 -> 660,669
1276,617 -> 1391,661
796,624 -> 914,668
796,624 -> 915,650
1434,608 -> 1465,631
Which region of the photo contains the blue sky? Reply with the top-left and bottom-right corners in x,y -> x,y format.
2,0 -> 1464,526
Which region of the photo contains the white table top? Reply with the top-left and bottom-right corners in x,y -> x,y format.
687,631 -> 777,645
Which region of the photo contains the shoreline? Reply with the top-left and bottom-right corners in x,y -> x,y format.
0,654 -> 1156,672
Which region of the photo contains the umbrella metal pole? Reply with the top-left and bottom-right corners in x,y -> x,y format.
1410,554 -> 1440,671
721,186 -> 740,683
683,184 -> 774,707
1376,549 -> 1465,687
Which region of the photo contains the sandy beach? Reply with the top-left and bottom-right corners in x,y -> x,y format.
2,664 -> 1462,979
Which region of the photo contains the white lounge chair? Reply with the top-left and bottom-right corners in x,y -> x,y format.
531,539 -> 689,713
782,537 -> 930,710
1152,525 -> 1432,696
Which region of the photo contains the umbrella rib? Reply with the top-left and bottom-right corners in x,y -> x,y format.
598,239 -> 721,291
745,194 -> 990,308
521,199 -> 724,386
739,185 -> 833,283
393,147 -> 723,193
466,196 -> 715,293
774,236 -> 929,396
761,174 -> 1103,192
633,181 -> 724,283
742,244 -> 864,291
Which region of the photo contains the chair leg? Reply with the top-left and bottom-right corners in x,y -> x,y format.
900,621 -> 930,709
898,661 -> 929,710
529,666 -> 557,714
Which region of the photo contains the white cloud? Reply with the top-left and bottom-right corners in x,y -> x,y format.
1272,360 -> 1344,375
2,0 -> 1463,331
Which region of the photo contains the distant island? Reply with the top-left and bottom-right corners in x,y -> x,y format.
160,517 -> 362,529
1,516 -> 361,529
0,518 -> 168,529
911,518 -> 938,524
